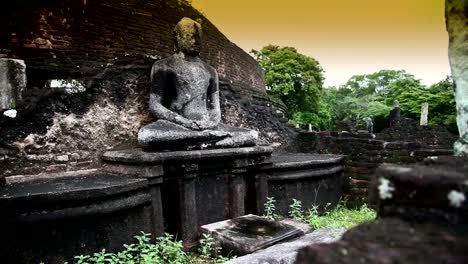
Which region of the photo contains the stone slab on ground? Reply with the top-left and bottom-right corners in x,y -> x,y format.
226,228 -> 345,264
200,214 -> 304,256
279,218 -> 314,234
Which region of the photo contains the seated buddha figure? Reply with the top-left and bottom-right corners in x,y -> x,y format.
138,17 -> 258,150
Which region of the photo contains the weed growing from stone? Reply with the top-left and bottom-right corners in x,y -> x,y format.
197,233 -> 235,263
263,196 -> 278,220
288,198 -> 305,221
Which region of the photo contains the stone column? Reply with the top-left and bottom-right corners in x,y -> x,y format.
420,102 -> 429,126
177,163 -> 199,244
446,0 -> 468,156
0,58 -> 26,111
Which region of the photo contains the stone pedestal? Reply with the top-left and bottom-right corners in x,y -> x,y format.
0,174 -> 153,264
263,153 -> 344,215
102,146 -> 273,245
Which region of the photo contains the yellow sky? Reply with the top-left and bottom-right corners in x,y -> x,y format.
192,0 -> 450,87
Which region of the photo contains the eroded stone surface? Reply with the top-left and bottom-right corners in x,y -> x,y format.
370,161 -> 468,223
446,0 -> 468,156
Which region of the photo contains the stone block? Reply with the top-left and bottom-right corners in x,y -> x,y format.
200,214 -> 304,256
0,58 -> 26,111
370,157 -> 468,224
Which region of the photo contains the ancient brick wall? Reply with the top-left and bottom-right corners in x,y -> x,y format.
296,131 -> 455,206
0,0 -> 265,94
0,0 -> 299,178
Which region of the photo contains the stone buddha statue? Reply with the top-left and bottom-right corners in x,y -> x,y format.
138,17 -> 258,150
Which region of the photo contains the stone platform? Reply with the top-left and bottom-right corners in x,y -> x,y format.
263,153 -> 344,215
0,173 -> 153,264
102,146 -> 273,245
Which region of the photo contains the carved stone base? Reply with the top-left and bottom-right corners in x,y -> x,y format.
102,146 -> 273,245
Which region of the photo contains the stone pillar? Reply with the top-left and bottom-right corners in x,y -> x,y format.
0,59 -> 26,111
446,0 -> 468,156
308,124 -> 312,132
420,102 -> 429,126
177,163 -> 199,244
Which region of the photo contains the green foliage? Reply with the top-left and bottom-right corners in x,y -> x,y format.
71,232 -> 236,264
252,45 -> 330,128
323,70 -> 457,133
306,202 -> 376,230
198,234 -> 236,264
263,196 -> 279,220
74,232 -> 187,264
198,233 -> 218,260
288,199 -> 304,221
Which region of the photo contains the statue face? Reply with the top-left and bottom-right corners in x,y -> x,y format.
175,18 -> 202,56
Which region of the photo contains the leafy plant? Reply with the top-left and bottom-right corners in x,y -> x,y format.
263,196 -> 278,220
74,232 -> 187,264
288,199 -> 304,221
198,233 -> 219,260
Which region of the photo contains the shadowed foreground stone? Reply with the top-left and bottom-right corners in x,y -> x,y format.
227,228 -> 345,264
295,156 -> 468,264
295,218 -> 468,264
369,159 -> 468,223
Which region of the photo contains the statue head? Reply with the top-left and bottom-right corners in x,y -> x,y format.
393,100 -> 400,108
174,17 -> 202,56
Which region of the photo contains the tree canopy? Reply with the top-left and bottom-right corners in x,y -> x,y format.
251,45 -> 328,128
252,45 -> 457,134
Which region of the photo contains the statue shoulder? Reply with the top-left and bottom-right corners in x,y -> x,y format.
151,56 -> 177,74
202,62 -> 218,78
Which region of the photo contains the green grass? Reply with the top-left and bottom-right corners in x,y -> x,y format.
306,202 -> 377,230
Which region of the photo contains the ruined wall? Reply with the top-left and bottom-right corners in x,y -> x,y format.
0,0 -> 265,93
296,131 -> 455,206
0,0 -> 297,177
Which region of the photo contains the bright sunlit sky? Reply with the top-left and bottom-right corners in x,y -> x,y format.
192,0 -> 451,87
